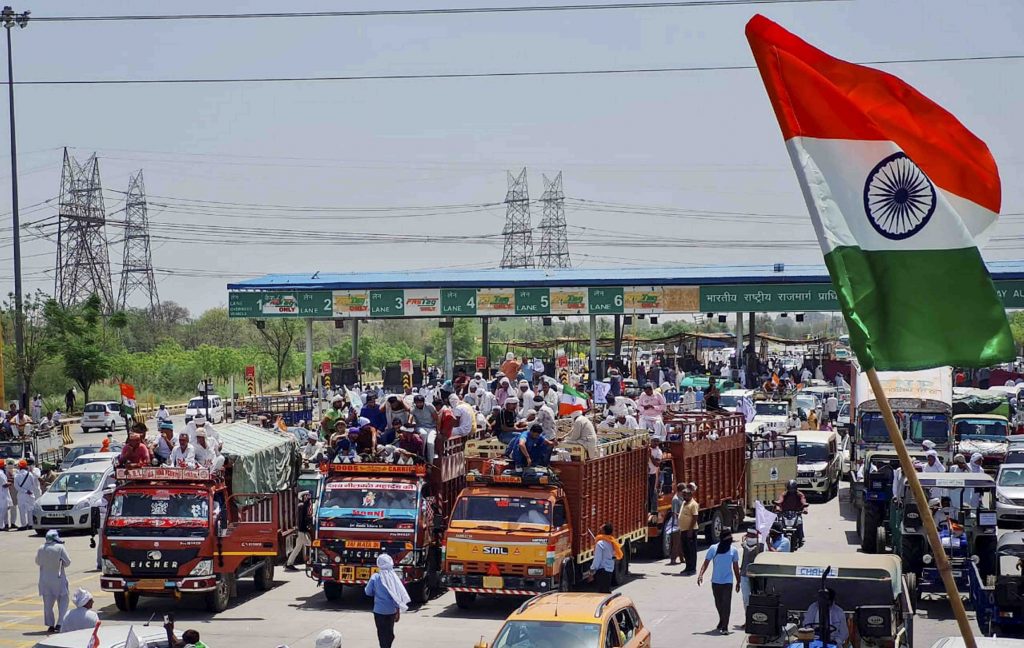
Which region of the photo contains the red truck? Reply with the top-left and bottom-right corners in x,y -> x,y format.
100,424 -> 300,612
647,411 -> 747,557
441,431 -> 648,607
308,436 -> 466,603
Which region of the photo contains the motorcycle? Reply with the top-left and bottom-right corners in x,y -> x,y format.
779,509 -> 806,550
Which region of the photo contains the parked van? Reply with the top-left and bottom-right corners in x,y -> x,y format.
795,430 -> 842,500
184,395 -> 224,423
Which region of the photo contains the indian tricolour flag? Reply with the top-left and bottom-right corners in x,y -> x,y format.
119,383 -> 137,418
558,384 -> 588,417
746,15 -> 1014,371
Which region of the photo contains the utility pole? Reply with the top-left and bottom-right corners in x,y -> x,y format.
3,6 -> 29,409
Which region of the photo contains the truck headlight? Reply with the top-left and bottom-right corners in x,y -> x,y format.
189,560 -> 213,576
449,563 -> 464,573
922,554 -> 933,565
102,559 -> 120,576
527,567 -> 544,576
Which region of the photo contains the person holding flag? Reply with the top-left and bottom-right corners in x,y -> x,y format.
745,15 -> 1015,646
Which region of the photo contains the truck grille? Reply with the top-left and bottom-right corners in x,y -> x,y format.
111,548 -> 200,576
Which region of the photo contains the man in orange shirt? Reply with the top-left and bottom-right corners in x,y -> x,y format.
500,353 -> 521,381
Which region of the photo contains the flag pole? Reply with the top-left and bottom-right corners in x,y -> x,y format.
865,368 -> 976,647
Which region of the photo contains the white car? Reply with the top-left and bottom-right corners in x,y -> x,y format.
184,395 -> 224,423
753,400 -> 797,434
996,463 -> 1024,527
719,389 -> 754,413
80,401 -> 124,433
64,452 -> 117,470
33,462 -> 115,533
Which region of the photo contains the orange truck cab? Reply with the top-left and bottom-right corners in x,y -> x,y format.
442,431 -> 649,609
100,423 -> 300,613
309,436 -> 466,603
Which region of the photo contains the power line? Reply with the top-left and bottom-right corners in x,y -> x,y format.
13,54 -> 1024,86
32,0 -> 844,23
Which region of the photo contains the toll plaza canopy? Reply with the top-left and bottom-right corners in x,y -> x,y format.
227,261 -> 1024,319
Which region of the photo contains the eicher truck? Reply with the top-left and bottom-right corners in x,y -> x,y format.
100,423 -> 300,612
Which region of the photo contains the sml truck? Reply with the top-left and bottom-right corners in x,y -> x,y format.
647,411 -> 749,557
101,423 -> 300,612
443,429 -> 648,608
851,365 -> 953,508
309,436 -> 466,604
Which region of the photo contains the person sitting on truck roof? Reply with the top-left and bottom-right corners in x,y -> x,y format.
359,393 -> 387,432
153,421 -> 175,464
637,383 -> 667,439
167,432 -> 196,468
118,433 -> 151,469
564,410 -> 599,460
510,424 -> 557,469
495,397 -> 526,445
193,429 -> 219,469
397,425 -> 424,460
529,395 -> 557,438
301,431 -> 324,465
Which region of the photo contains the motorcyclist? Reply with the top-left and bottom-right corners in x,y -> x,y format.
774,480 -> 808,545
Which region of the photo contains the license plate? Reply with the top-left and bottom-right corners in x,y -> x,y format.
346,541 -> 380,549
483,576 -> 503,589
134,579 -> 166,590
340,566 -> 355,580
952,571 -> 962,578
44,515 -> 65,521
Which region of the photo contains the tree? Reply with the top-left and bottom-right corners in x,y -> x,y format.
2,289 -> 56,400
251,320 -> 299,391
44,294 -> 126,403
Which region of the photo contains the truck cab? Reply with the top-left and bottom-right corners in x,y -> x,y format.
310,436 -> 466,604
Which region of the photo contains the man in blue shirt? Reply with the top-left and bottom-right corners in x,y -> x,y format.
593,523 -> 620,593
509,425 -> 556,469
360,394 -> 388,432
769,526 -> 792,553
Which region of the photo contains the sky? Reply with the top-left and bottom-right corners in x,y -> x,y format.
1,0 -> 1023,314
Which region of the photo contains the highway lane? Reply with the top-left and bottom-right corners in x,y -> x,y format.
0,477 -> 967,648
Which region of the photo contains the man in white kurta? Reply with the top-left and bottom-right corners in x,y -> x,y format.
36,530 -> 71,631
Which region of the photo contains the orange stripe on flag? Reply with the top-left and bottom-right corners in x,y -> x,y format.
745,14 -> 1000,214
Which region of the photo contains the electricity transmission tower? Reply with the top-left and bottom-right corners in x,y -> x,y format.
117,170 -> 160,312
536,171 -> 570,268
500,168 -> 534,269
55,148 -> 115,310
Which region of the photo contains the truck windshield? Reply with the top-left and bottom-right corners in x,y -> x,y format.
910,413 -> 950,444
107,490 -> 209,535
860,413 -> 889,443
492,620 -> 599,648
452,496 -> 552,526
320,481 -> 418,517
955,419 -> 1008,439
797,442 -> 830,463
755,403 -> 789,417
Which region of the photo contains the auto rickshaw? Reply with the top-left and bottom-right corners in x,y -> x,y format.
970,531 -> 1024,637
744,552 -> 913,648
889,472 -> 998,605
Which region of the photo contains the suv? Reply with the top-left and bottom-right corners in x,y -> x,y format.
474,592 -> 650,648
80,401 -> 123,433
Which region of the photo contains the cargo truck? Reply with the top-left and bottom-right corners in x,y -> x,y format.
100,423 -> 300,612
442,430 -> 648,608
647,411 -> 749,557
308,436 -> 467,603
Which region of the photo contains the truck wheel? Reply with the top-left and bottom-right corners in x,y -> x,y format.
205,575 -> 232,612
455,591 -> 476,609
906,572 -> 920,610
114,591 -> 138,612
612,541 -> 631,586
704,510 -> 724,546
860,509 -> 878,554
254,558 -> 275,591
558,560 -> 576,592
323,581 -> 343,601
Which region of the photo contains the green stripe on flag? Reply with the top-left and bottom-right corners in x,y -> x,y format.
825,246 -> 1015,371
562,384 -> 586,400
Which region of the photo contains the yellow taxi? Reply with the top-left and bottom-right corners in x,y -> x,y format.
474,591 -> 652,648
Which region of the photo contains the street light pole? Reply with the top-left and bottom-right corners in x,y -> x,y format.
2,6 -> 28,411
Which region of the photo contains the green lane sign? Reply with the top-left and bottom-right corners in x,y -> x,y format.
995,280 -> 1024,308
228,291 -> 332,317
370,289 -> 405,317
441,289 -> 478,316
515,288 -> 550,315
588,287 -> 624,314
